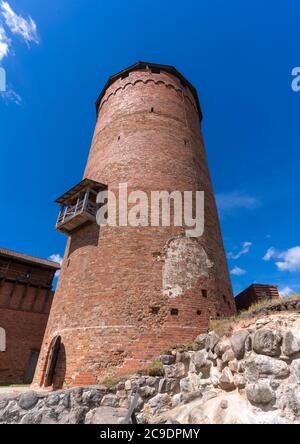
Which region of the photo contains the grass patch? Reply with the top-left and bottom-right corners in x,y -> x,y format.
101,373 -> 132,388
209,295 -> 300,337
138,359 -> 164,377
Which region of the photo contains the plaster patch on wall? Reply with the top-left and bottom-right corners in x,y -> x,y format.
162,237 -> 213,298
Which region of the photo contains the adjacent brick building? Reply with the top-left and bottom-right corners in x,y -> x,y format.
235,284 -> 280,312
0,248 -> 60,385
33,61 -> 236,389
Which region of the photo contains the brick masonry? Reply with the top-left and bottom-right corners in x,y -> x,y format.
0,252 -> 58,384
33,63 -> 236,389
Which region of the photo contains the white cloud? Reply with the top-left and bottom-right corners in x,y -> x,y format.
0,24 -> 9,60
263,246 -> 300,272
1,87 -> 22,105
263,247 -> 277,261
276,246 -> 300,272
216,191 -> 259,216
48,254 -> 63,277
231,266 -> 247,276
228,241 -> 252,260
0,1 -> 38,44
279,286 -> 294,297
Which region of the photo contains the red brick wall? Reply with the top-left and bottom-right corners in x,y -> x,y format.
0,263 -> 53,385
33,66 -> 235,389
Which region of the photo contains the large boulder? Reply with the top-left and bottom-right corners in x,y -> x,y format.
164,362 -> 186,379
245,355 -> 290,382
85,407 -> 127,424
230,330 -> 249,360
148,393 -> 171,414
205,332 -> 219,352
246,380 -> 275,405
18,392 -> 38,411
160,355 -> 175,365
253,329 -> 281,357
291,359 -> 300,384
191,350 -> 212,377
195,334 -> 208,350
282,330 -> 300,356
219,368 -> 235,391
276,384 -> 300,414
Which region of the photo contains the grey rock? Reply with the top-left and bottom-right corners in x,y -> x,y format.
230,330 -> 249,360
215,339 -> 231,357
100,394 -> 119,407
85,407 -> 127,424
191,350 -> 212,376
277,384 -> 300,414
81,388 -> 103,406
291,359 -> 300,383
61,393 -> 70,408
164,362 -> 186,379
160,354 -> 175,365
158,378 -> 179,394
245,355 -> 290,381
70,388 -> 83,406
18,392 -> 38,410
246,380 -> 275,405
220,399 -> 228,409
182,390 -> 202,404
233,373 -> 246,389
0,399 -> 9,410
20,412 -> 42,424
205,332 -> 219,352
45,394 -> 60,407
139,385 -> 156,398
222,348 -> 235,364
253,329 -> 281,357
219,367 -> 235,391
195,334 -> 207,350
59,406 -> 87,424
148,393 -> 171,413
282,330 -> 300,356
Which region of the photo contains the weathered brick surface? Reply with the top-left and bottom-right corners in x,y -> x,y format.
0,257 -> 55,385
33,64 -> 235,389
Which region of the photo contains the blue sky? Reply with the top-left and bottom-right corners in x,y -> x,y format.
0,0 -> 299,296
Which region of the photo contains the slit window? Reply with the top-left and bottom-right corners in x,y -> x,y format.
202,289 -> 207,298
171,308 -> 179,316
151,307 -> 160,315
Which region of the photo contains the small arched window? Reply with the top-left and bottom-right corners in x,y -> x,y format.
0,328 -> 6,352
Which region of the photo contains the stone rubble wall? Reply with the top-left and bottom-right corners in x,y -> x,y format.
1,309 -> 300,424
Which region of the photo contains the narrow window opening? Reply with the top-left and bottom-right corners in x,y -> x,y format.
223,295 -> 226,303
151,306 -> 160,315
202,289 -> 207,298
197,310 -> 201,316
171,308 -> 179,316
150,107 -> 154,113
0,327 -> 6,352
118,136 -> 121,141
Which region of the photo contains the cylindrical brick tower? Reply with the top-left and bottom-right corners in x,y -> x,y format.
33,62 -> 235,389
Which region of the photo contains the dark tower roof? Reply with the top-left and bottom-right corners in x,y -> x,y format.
95,61 -> 202,121
0,247 -> 61,270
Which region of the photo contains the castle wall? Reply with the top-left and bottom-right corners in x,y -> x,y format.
0,258 -> 54,385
